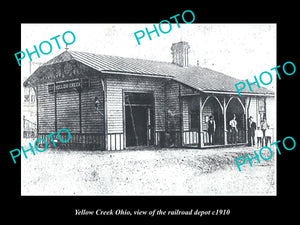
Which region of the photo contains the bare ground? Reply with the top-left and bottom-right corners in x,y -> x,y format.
21,145 -> 276,195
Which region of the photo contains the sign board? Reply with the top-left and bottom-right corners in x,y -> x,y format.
48,79 -> 90,93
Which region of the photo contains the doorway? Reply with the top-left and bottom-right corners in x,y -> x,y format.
124,92 -> 154,147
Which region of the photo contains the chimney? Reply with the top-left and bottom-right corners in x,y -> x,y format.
171,41 -> 190,67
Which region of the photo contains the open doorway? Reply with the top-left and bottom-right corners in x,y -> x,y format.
124,92 -> 154,147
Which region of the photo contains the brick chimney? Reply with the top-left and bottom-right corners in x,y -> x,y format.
171,41 -> 190,67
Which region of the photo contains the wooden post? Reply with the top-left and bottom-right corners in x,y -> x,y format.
34,86 -> 39,136
101,77 -> 107,150
223,96 -> 228,145
54,82 -> 57,132
245,96 -> 251,146
178,83 -> 183,147
198,95 -> 203,148
78,88 -> 82,134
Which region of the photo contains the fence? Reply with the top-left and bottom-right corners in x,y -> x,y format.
38,132 -> 105,150
107,133 -> 124,150
183,130 -> 199,146
23,118 -> 37,138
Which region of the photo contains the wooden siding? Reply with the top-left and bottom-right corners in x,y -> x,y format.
165,80 -> 180,131
81,76 -> 104,133
180,83 -> 197,96
182,99 -> 189,131
57,90 -> 80,133
37,84 -> 55,133
38,75 -> 104,134
36,63 -> 105,149
106,75 -> 166,134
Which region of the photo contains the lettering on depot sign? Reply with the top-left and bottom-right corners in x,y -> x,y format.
234,61 -> 296,96
14,31 -> 76,66
234,136 -> 296,171
133,9 -> 195,45
10,128 -> 71,164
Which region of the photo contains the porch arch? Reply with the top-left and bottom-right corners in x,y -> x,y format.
201,95 -> 224,145
225,96 -> 247,144
225,96 -> 245,113
202,95 -> 224,114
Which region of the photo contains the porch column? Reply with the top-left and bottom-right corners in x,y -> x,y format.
101,77 -> 107,150
178,84 -> 183,147
223,96 -> 228,145
198,96 -> 204,148
245,96 -> 250,145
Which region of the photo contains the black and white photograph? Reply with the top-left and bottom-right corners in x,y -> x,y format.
5,6 -> 297,223
21,23 -> 276,195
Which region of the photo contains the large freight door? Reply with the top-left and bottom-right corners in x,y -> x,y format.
124,92 -> 154,147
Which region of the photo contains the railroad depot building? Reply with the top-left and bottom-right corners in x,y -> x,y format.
24,41 -> 275,150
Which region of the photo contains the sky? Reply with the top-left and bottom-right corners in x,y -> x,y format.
21,23 -> 276,89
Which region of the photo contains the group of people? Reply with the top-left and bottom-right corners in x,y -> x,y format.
207,114 -> 273,146
248,116 -> 273,147
207,114 -> 238,145
207,114 -> 240,145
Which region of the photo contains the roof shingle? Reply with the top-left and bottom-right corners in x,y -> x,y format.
30,50 -> 274,95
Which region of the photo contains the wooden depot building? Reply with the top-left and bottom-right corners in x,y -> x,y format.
24,41 -> 275,150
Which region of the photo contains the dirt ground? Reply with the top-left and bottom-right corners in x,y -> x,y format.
21,145 -> 276,195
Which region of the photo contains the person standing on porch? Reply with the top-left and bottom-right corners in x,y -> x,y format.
229,114 -> 238,144
260,118 -> 268,146
207,115 -> 216,145
248,116 -> 256,146
265,125 -> 273,146
255,126 -> 263,147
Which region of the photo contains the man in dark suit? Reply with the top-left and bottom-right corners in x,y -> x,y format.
248,116 -> 257,146
207,115 -> 216,145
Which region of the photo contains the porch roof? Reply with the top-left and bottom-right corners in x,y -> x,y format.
26,50 -> 274,96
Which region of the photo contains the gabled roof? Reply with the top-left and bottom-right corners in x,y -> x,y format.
27,50 -> 274,96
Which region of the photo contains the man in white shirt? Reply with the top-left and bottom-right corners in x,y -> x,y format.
255,126 -> 263,147
265,125 -> 273,146
229,114 -> 238,144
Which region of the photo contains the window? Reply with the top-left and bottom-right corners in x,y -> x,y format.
258,97 -> 266,122
48,84 -> 54,94
31,95 -> 35,103
24,94 -> 30,102
258,97 -> 265,112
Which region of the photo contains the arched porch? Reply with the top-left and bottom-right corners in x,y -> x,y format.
181,93 -> 247,148
202,96 -> 224,145
225,97 -> 247,144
